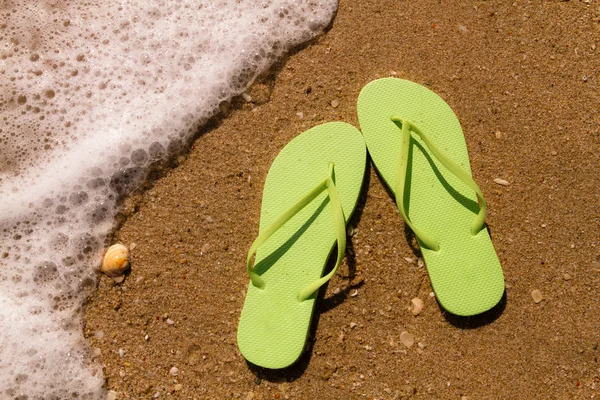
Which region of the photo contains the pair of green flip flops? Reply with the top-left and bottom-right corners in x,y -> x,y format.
237,78 -> 505,369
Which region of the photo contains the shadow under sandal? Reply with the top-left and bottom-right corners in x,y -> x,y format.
237,122 -> 366,369
357,78 -> 504,316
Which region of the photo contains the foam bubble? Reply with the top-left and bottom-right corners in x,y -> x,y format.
0,0 -> 337,397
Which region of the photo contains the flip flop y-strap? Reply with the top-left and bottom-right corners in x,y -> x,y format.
391,115 -> 487,251
246,162 -> 346,302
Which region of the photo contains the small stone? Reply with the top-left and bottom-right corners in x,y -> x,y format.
410,298 -> 424,316
118,348 -> 125,357
494,178 -> 510,186
364,345 -> 373,351
201,243 -> 210,254
153,392 -> 160,398
404,257 -> 414,264
242,93 -> 253,102
170,366 -> 179,376
112,275 -> 125,283
494,131 -> 502,139
332,287 -> 341,295
330,99 -> 339,108
350,289 -> 358,297
350,322 -> 357,328
532,289 -> 543,303
95,330 -> 104,339
174,384 -> 183,391
106,390 -> 118,400
400,331 -> 415,348
551,150 -> 557,156
119,370 -> 126,377
129,242 -> 137,251
94,348 -> 101,356
417,258 -> 424,268
296,111 -> 304,119
246,392 -> 255,400
429,292 -> 435,298
205,216 -> 214,223
145,334 -> 149,341
101,243 -> 130,277
563,273 -> 571,281
166,318 -> 175,325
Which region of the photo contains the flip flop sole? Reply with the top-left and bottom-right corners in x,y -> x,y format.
358,78 -> 504,316
237,122 -> 366,369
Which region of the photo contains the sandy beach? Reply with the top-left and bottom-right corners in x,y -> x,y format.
85,1 -> 600,398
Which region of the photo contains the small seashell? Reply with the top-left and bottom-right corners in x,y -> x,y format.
101,243 -> 130,277
532,289 -> 543,303
107,391 -> 118,400
410,298 -> 424,316
493,178 -> 510,186
400,331 -> 415,348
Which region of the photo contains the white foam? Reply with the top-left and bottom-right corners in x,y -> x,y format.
0,0 -> 337,397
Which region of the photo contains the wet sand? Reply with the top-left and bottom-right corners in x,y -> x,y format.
85,1 -> 600,398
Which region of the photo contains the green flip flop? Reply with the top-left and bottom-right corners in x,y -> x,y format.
357,78 -> 504,316
237,122 -> 366,369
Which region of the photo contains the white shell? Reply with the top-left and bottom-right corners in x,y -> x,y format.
400,331 -> 415,348
410,297 -> 424,316
101,243 -> 130,277
531,289 -> 543,304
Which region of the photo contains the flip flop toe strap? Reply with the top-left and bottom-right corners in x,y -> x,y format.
391,116 -> 487,251
246,163 -> 347,302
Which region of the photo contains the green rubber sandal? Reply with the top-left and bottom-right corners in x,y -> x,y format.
357,78 -> 504,316
237,122 -> 366,369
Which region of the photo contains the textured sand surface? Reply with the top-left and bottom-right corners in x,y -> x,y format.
85,1 -> 600,398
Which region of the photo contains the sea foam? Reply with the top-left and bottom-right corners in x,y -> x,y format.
0,1 -> 337,397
